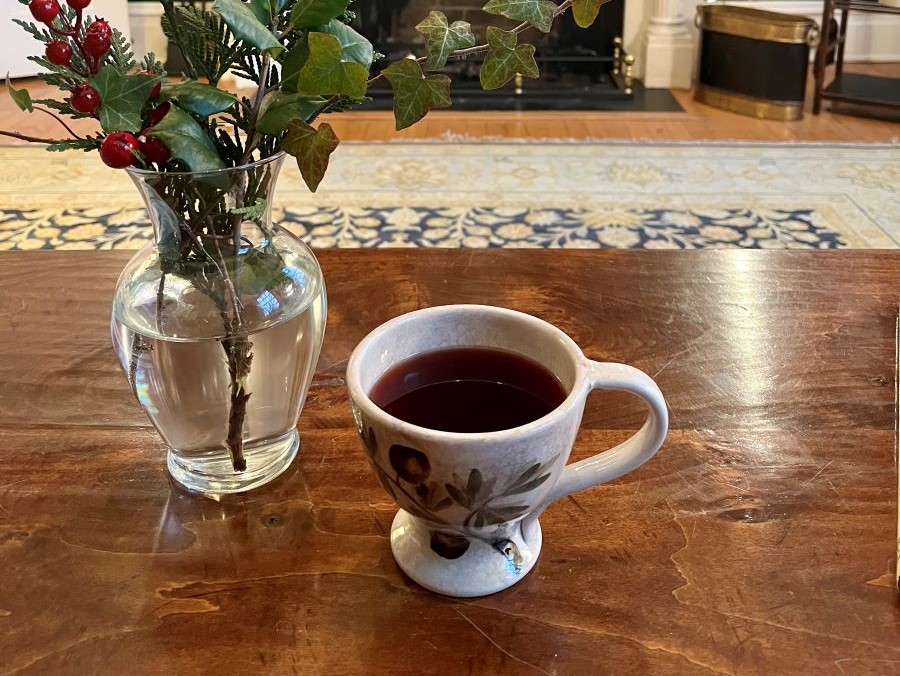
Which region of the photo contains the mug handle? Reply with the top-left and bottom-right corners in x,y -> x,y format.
529,361 -> 668,523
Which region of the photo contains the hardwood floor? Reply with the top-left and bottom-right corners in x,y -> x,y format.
2,63 -> 898,144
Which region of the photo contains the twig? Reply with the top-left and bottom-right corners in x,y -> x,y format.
156,273 -> 166,335
0,130 -> 62,143
239,54 -> 273,165
33,105 -> 85,139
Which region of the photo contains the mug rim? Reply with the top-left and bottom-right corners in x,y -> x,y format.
346,304 -> 590,441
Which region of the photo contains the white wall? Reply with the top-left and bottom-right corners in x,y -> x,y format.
2,0 -> 132,79
129,2 -> 168,65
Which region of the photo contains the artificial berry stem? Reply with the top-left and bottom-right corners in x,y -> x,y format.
0,130 -> 63,143
33,105 -> 84,139
48,22 -> 76,36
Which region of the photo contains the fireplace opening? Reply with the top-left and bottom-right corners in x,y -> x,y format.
350,0 -> 681,112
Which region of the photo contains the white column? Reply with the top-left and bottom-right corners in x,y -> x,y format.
641,0 -> 694,89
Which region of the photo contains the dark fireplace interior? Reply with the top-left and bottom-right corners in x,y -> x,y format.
348,0 -> 681,111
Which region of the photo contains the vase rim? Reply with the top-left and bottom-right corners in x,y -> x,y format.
125,151 -> 286,179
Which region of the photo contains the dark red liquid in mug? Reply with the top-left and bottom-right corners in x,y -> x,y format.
369,347 -> 568,433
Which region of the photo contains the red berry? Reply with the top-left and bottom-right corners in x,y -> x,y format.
138,131 -> 170,165
83,31 -> 111,58
29,0 -> 61,24
69,82 -> 100,114
66,0 -> 91,9
86,18 -> 111,40
46,40 -> 72,66
140,70 -> 162,99
148,101 -> 171,127
100,132 -> 139,169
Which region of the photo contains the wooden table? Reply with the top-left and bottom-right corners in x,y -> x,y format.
1,250 -> 897,675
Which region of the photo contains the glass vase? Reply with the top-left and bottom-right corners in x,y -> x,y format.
111,153 -> 326,495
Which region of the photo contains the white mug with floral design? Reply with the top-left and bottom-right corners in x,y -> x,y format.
347,305 -> 668,597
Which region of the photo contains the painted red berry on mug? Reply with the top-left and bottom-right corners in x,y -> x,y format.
138,131 -> 170,165
69,82 -> 100,114
45,40 -> 72,66
29,0 -> 61,24
83,32 -> 111,58
66,0 -> 91,9
389,445 -> 431,484
430,531 -> 470,560
100,132 -> 139,169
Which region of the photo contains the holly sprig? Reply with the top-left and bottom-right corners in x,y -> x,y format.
3,0 -> 607,188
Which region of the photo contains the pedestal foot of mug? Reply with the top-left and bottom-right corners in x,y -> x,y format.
389,510 -> 542,597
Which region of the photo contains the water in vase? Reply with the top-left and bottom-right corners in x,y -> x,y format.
112,254 -> 326,494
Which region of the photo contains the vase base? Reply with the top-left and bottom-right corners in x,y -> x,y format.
167,429 -> 299,495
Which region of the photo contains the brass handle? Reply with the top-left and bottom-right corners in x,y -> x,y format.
806,24 -> 820,49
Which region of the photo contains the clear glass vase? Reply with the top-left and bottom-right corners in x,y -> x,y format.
111,153 -> 326,495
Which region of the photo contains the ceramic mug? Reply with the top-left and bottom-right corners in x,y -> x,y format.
346,305 -> 668,597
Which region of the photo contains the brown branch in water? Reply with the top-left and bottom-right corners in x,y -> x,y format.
156,273 -> 166,335
223,333 -> 252,473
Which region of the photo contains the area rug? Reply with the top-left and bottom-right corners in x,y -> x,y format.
0,141 -> 897,250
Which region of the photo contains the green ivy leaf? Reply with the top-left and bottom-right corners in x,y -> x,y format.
571,0 -> 606,28
319,18 -> 374,69
479,27 -> 539,91
381,59 -> 451,131
213,0 -> 283,56
161,81 -> 238,117
414,11 -> 475,70
280,35 -> 310,93
289,0 -> 350,29
483,0 -> 557,33
257,91 -> 326,134
147,105 -> 225,173
281,119 -> 340,192
89,69 -> 160,133
297,32 -> 368,99
6,75 -> 33,113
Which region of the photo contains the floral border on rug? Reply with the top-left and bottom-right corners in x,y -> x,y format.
0,205 -> 846,250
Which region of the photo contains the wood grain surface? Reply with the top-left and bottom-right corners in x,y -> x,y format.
1,250 -> 898,675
